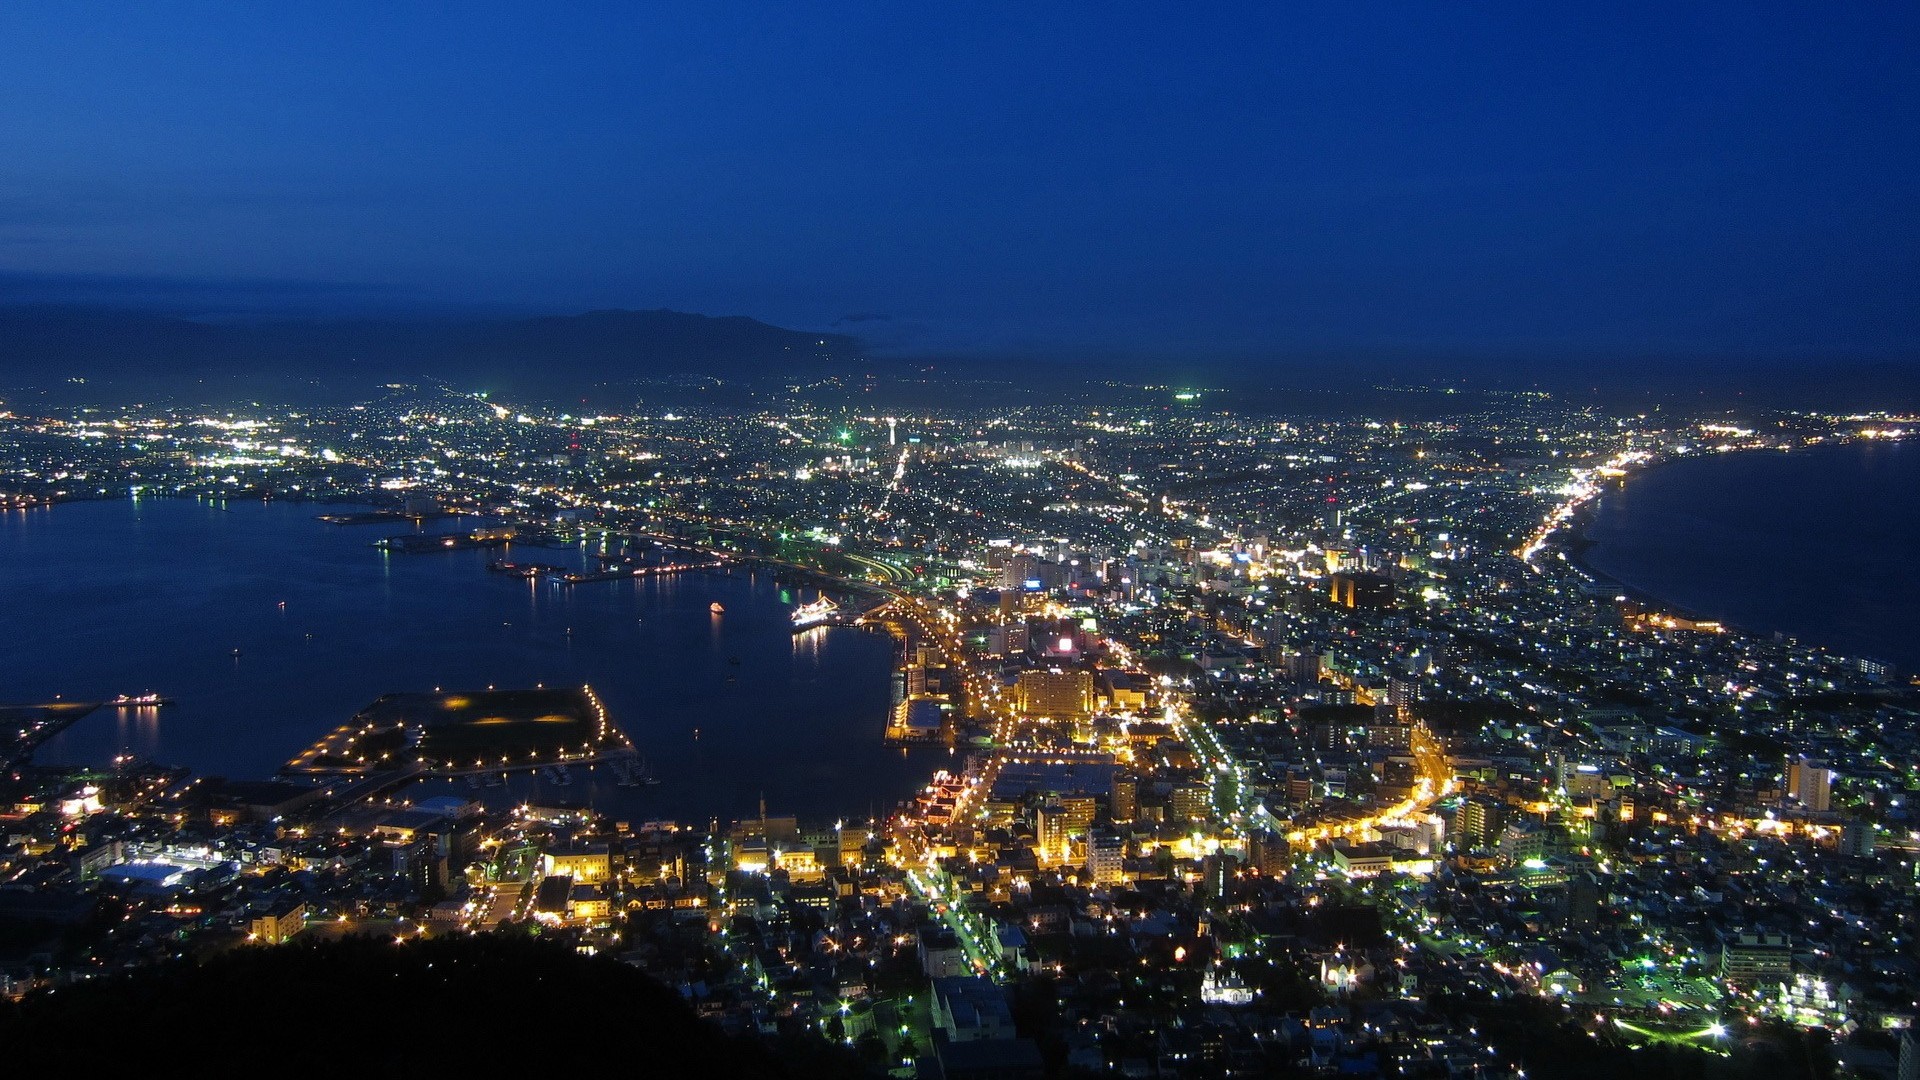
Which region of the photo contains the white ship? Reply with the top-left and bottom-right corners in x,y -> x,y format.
791,596 -> 838,630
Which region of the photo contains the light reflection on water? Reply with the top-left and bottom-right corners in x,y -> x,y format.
2,498 -> 935,823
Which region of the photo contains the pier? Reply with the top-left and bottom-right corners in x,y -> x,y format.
300,746 -> 649,820
375,531 -> 510,554
318,510 -> 464,526
487,554 -> 729,585
566,556 -> 729,585
282,685 -> 640,817
0,702 -> 103,771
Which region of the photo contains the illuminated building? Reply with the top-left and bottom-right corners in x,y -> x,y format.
1200,965 -> 1256,1006
1383,677 -> 1418,720
249,902 -> 305,945
567,883 -> 610,921
1775,974 -> 1853,1027
1496,823 -> 1547,866
1367,720 -> 1413,752
1247,830 -> 1289,876
731,836 -> 770,874
932,976 -> 1018,1042
1034,801 -> 1085,866
1171,783 -> 1210,822
919,928 -> 970,977
1788,755 -> 1833,812
1083,832 -> 1124,885
1328,571 -> 1394,610
1329,841 -> 1392,878
543,841 -> 611,884
838,829 -> 868,868
1721,931 -> 1793,985
774,846 -> 821,879
1098,670 -> 1146,712
1109,771 -> 1137,823
1016,669 -> 1094,721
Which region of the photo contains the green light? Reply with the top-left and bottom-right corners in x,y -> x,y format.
838,430 -> 853,442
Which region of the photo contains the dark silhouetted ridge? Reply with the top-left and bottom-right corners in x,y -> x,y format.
0,305 -> 861,401
0,934 -> 863,1076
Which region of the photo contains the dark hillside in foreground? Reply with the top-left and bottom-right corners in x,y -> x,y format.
0,934 -> 863,1076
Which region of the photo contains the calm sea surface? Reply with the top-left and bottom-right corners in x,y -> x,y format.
1583,439 -> 1920,674
0,499 -> 938,825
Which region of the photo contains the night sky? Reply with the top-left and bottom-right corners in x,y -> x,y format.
1,3 -> 1915,366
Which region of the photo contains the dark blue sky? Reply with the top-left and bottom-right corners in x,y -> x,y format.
1,3 -> 1915,364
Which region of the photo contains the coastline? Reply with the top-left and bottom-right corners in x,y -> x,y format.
1556,437 -> 1914,669
4,497 -> 917,825
1558,483 -> 1718,621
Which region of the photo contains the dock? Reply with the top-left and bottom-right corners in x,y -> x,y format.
376,531 -> 510,554
489,555 -> 728,585
300,746 -> 649,821
1,702 -> 103,771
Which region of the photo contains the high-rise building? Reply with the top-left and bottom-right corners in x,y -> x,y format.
1172,783 -> 1211,822
1084,832 -> 1125,885
1109,771 -> 1137,823
1841,821 -> 1876,858
1496,822 -> 1546,866
1563,871 -> 1600,928
1385,676 -> 1419,719
1788,755 -> 1833,812
1002,554 -> 1069,592
1367,721 -> 1413,752
1328,571 -> 1394,610
1452,797 -> 1503,847
249,902 -> 306,945
1034,799 -> 1086,865
1720,931 -> 1792,985
1056,795 -> 1098,835
1247,830 -> 1289,876
1016,669 -> 1094,720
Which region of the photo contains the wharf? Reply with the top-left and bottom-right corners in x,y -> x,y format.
319,510 -> 463,526
489,554 -> 729,585
487,559 -> 570,580
0,702 -> 103,771
375,532 -> 509,554
283,686 -> 636,780
299,746 -> 648,820
563,557 -> 729,585
791,612 -> 875,635
883,694 -> 955,748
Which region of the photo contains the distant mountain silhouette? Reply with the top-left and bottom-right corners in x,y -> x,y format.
0,305 -> 861,400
